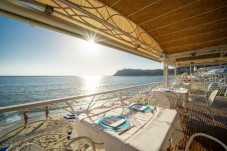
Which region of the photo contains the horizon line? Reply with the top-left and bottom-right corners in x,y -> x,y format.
0,75 -> 113,77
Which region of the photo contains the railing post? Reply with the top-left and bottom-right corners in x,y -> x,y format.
65,101 -> 75,113
87,96 -> 96,111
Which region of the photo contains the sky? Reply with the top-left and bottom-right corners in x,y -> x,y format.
0,16 -> 163,76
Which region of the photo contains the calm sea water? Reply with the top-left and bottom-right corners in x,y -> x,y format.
0,76 -> 165,107
0,76 -> 169,127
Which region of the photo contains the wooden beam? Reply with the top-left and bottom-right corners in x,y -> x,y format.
177,60 -> 227,67
163,61 -> 168,88
176,53 -> 227,62
176,56 -> 227,64
166,45 -> 227,59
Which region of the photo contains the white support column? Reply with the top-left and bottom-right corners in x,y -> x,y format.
190,66 -> 192,76
163,61 -> 168,88
224,74 -> 227,85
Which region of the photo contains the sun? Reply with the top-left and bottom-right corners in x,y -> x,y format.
81,39 -> 100,55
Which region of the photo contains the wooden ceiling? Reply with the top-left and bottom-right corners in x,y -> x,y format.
98,0 -> 227,53
97,0 -> 227,66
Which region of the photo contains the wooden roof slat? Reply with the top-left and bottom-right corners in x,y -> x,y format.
150,6 -> 227,37
141,0 -> 227,31
167,37 -> 227,53
98,0 -> 157,17
103,0 -> 135,12
110,0 -> 121,8
122,0 -> 158,17
127,0 -> 195,24
156,19 -> 227,43
138,0 -> 198,26
97,0 -> 119,8
154,18 -> 227,39
159,29 -> 227,48
126,0 -> 162,18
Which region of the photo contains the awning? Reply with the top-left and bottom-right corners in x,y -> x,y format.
0,0 -> 227,67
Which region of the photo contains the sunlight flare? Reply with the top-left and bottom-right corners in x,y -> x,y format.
80,39 -> 100,56
83,75 -> 101,93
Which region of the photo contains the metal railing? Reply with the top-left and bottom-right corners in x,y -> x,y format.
0,82 -> 163,150
0,81 -> 163,124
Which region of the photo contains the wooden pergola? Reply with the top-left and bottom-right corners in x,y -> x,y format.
0,0 -> 227,86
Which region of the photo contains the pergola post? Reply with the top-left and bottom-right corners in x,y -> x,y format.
224,74 -> 227,85
174,66 -> 177,80
163,61 -> 168,88
190,66 -> 192,75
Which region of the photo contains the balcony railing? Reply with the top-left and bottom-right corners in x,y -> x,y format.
0,82 -> 163,138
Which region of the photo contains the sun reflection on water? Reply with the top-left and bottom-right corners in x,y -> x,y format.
83,75 -> 102,93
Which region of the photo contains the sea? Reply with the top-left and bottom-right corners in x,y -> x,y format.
0,76 -> 169,128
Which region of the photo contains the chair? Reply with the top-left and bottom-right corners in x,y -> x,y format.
188,90 -> 219,126
189,82 -> 211,98
185,133 -> 227,151
164,92 -> 179,110
189,81 -> 205,96
149,91 -> 171,109
188,83 -> 213,103
139,91 -> 153,104
64,136 -> 96,151
149,91 -> 178,110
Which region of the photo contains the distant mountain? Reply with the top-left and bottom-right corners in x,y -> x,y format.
113,68 -> 174,76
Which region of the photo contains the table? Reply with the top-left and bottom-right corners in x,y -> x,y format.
152,87 -> 189,106
71,102 -> 183,151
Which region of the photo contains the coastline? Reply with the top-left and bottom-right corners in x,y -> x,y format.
113,69 -> 174,76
